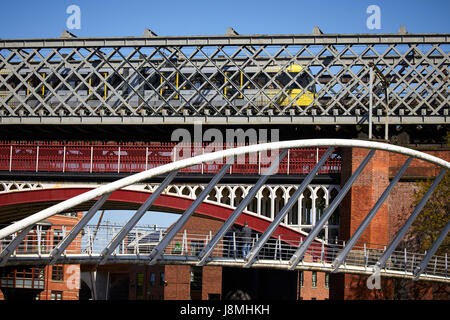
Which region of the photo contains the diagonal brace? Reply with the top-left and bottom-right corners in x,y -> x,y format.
413,220 -> 450,280
99,171 -> 178,264
0,225 -> 33,267
49,193 -> 111,264
196,149 -> 288,266
376,169 -> 447,269
289,149 -> 377,270
331,157 -> 413,272
244,147 -> 334,267
148,158 -> 234,264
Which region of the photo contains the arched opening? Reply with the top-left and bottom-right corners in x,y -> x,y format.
287,188 -> 299,225
260,188 -> 271,218
221,188 -> 231,206
328,188 -> 340,243
274,188 -> 285,218
234,187 -> 244,207
301,189 -> 312,232
207,188 -> 217,202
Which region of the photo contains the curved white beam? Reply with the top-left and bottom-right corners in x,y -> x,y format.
0,139 -> 449,240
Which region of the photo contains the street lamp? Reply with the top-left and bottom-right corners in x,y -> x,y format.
369,62 -> 390,141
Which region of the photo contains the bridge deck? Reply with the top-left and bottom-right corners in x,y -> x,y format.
1,226 -> 448,283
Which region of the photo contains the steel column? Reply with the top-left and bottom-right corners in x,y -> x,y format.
369,67 -> 373,139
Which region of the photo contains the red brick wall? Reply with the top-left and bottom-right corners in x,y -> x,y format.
164,215 -> 224,300
164,265 -> 190,300
40,212 -> 83,300
389,150 -> 450,179
337,147 -> 394,300
387,149 -> 449,241
339,147 -> 390,247
38,264 -> 80,300
298,271 -> 329,300
202,266 -> 222,300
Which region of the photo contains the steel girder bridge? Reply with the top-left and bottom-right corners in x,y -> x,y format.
0,139 -> 449,284
0,32 -> 449,126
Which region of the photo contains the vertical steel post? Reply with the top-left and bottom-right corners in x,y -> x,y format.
35,146 -> 39,172
258,151 -> 261,175
90,146 -> 93,173
9,145 -> 12,172
117,146 -> 121,173
37,225 -> 41,255
369,67 -> 373,139
404,248 -> 408,273
445,253 -> 448,278
385,87 -> 389,141
134,229 -> 139,255
287,149 -> 290,175
233,232 -> 237,258
62,146 -> 66,173
145,147 -> 148,171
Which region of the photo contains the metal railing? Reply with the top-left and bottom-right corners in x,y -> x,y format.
0,139 -> 448,284
0,142 -> 341,175
0,224 -> 448,281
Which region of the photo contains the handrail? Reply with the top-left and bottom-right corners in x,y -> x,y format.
1,225 -> 448,282
0,141 -> 341,175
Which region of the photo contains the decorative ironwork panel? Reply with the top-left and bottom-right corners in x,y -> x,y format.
0,33 -> 449,124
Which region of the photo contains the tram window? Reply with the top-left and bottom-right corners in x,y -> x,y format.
192,74 -> 202,89
256,73 -> 268,88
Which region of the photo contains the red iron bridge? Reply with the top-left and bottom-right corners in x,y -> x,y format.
0,142 -> 341,175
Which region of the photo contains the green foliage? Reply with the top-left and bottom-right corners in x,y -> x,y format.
410,161 -> 449,256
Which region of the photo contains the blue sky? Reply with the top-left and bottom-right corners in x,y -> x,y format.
1,0 -> 448,226
0,0 -> 449,39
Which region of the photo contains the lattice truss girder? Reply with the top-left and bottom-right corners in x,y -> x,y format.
0,35 -> 449,122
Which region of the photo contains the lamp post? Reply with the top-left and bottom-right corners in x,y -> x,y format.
369,62 -> 390,141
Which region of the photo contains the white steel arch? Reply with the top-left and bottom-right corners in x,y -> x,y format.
0,139 -> 448,283
1,138 -> 449,239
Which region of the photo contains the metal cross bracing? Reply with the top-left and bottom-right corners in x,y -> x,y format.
0,33 -> 448,125
0,139 -> 448,283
